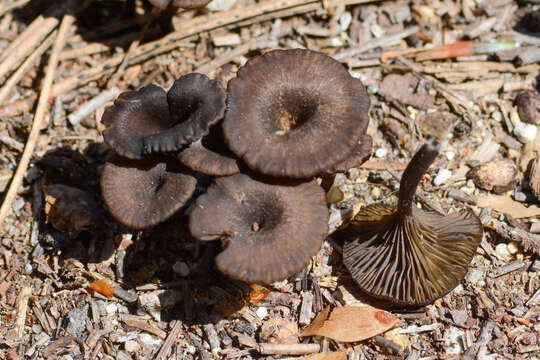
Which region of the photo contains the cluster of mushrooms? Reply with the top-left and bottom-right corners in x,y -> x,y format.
100,48 -> 483,306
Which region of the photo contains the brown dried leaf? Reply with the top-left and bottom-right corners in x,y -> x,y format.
300,305 -> 401,342
477,195 -> 540,218
305,352 -> 347,360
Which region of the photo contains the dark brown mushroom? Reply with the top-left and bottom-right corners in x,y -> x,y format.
148,0 -> 211,9
189,174 -> 329,284
223,49 -> 370,178
177,123 -> 241,176
327,134 -> 372,173
100,156 -> 196,229
341,139 -> 483,306
102,73 -> 226,159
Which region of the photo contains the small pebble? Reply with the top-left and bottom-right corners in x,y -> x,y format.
366,83 -> 379,94
24,263 -> 33,274
513,190 -> 527,202
172,261 -> 190,277
105,303 -> 118,314
495,243 -> 511,261
491,111 -> 503,122
124,340 -> 140,353
445,151 -> 455,161
339,12 -> 352,32
442,327 -> 464,355
12,198 -> 25,213
32,324 -> 42,334
507,241 -> 519,255
207,0 -> 237,11
139,333 -> 162,347
514,122 -> 538,142
467,159 -> 517,194
433,168 -> 452,186
375,148 -> 388,158
256,307 -> 268,320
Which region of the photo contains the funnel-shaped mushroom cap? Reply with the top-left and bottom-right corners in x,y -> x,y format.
328,134 -> 372,173
101,156 -> 196,229
102,73 -> 226,159
148,0 -> 210,9
341,140 -> 483,306
178,123 -> 241,176
224,49 -> 370,178
342,205 -> 482,306
189,174 -> 329,284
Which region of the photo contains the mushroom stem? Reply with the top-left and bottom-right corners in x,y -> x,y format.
397,139 -> 442,217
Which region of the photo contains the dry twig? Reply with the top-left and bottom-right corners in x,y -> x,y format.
0,14 -> 74,225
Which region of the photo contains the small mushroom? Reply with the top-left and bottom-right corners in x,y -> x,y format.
102,73 -> 226,159
223,49 -> 370,178
148,0 -> 211,9
341,139 -> 483,306
100,156 -> 196,229
327,134 -> 372,173
177,123 -> 241,176
189,174 -> 329,284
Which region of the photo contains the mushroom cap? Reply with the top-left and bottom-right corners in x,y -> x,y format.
342,204 -> 483,306
189,174 -> 329,284
223,49 -> 370,178
100,156 -> 196,229
178,124 -> 241,176
102,84 -> 170,159
148,0 -> 210,9
102,73 -> 226,159
327,134 -> 372,173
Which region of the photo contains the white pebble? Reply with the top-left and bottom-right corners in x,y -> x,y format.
514,122 -> 538,142
125,340 -> 140,353
105,303 -> 117,314
339,12 -> 352,32
206,0 -> 237,11
433,169 -> 452,186
445,151 -> 455,161
139,333 -> 162,347
25,263 -> 33,273
443,327 -> 464,355
375,148 -> 388,158
495,243 -> 511,261
256,307 -> 268,319
491,111 -> 502,122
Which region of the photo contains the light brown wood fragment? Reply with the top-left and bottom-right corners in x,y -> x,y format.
0,30 -> 56,105
0,16 -> 58,80
529,157 -> 540,202
120,314 -> 167,338
258,343 -> 320,355
0,14 -> 73,225
155,320 -> 184,360
15,287 -> 32,337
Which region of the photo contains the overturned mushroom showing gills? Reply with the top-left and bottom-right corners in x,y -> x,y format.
189,174 -> 329,284
341,140 -> 483,306
224,49 -> 370,178
101,156 -> 196,229
102,73 -> 226,159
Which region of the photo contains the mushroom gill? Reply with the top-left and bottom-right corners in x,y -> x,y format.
341,139 -> 483,306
